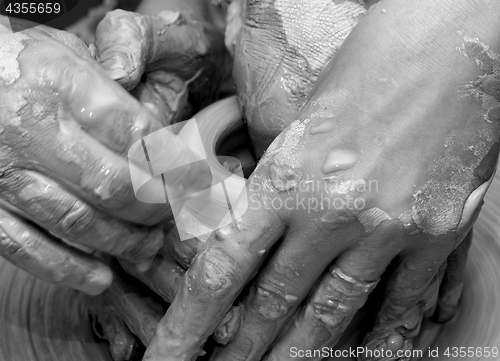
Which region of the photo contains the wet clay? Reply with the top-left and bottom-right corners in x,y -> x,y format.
0,22 -> 29,85
322,149 -> 359,174
310,120 -> 336,135
458,37 -> 500,122
269,164 -> 301,191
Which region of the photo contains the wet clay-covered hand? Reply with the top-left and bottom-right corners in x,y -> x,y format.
89,229 -> 246,358
0,17 -> 211,295
94,0 -> 231,126
143,1 -> 500,360
227,0 -> 367,157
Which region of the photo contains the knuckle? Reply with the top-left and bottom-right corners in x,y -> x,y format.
187,247 -> 242,299
0,164 -> 23,193
0,227 -> 22,257
85,164 -> 136,210
311,266 -> 378,328
56,200 -> 95,235
310,300 -> 346,329
252,282 -> 298,321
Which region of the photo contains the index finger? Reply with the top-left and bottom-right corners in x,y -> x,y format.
143,175 -> 287,360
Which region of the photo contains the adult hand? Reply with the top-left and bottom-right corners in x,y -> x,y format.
143,0 -> 500,360
94,0 -> 231,126
0,17 -> 211,295
227,0 -> 367,157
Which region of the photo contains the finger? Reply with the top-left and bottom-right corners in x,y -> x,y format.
210,224 -> 357,361
433,229 -> 473,323
0,207 -> 112,296
120,253 -> 243,344
119,254 -> 185,303
160,223 -> 203,269
103,268 -> 165,346
89,299 -> 138,361
0,171 -> 164,270
360,248 -> 455,361
1,96 -> 207,225
264,246 -> 396,361
95,9 -> 221,89
14,29 -> 162,154
24,23 -> 97,61
143,183 -> 287,361
9,29 -> 212,224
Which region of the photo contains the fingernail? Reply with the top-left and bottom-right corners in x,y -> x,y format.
88,43 -> 97,59
84,265 -> 114,295
107,67 -> 129,83
386,333 -> 404,351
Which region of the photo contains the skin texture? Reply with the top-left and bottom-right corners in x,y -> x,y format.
94,0 -> 231,126
0,16 -> 212,294
90,222 -> 246,355
230,0 -> 367,157
142,1 -> 500,360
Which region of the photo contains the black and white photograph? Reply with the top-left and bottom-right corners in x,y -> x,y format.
0,0 -> 499,360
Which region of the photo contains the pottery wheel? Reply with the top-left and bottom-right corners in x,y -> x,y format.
1,168 -> 500,361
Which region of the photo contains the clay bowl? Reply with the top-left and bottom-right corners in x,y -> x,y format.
0,97 -> 499,361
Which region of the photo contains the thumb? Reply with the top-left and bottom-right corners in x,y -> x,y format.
95,9 -> 224,90
94,9 -> 150,90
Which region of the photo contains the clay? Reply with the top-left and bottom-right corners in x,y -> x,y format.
232,0 -> 366,156
103,270 -> 164,346
213,305 -> 244,344
269,164 -> 301,191
457,176 -> 491,231
322,149 -> 359,174
310,120 -> 336,135
95,5 -> 229,125
0,207 -> 112,296
0,22 -> 29,85
458,37 -> 500,122
89,300 -> 137,361
265,266 -> 379,360
225,0 -> 244,55
3,165 -> 500,361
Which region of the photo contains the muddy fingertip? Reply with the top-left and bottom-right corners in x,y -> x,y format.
84,264 -> 114,296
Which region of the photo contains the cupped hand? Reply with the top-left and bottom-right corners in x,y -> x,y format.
227,0 -> 367,157
94,0 -> 231,126
0,17 -> 211,295
143,0 -> 500,360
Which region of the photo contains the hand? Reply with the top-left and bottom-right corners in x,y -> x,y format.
0,17 -> 210,295
94,0 -> 231,126
143,0 -> 500,360
88,226 -> 248,359
227,0 -> 367,157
